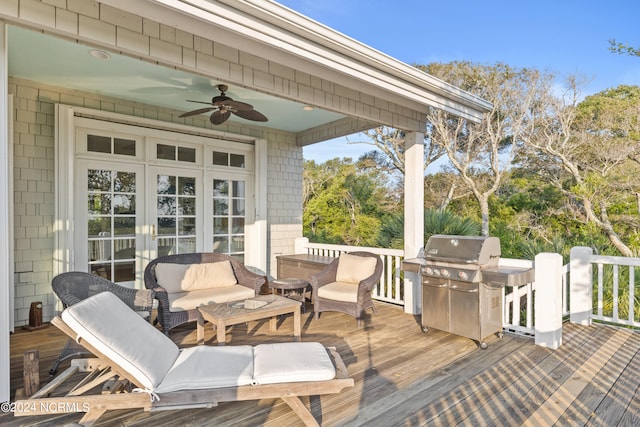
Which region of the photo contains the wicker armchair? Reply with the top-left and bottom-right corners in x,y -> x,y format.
49,271 -> 154,375
144,252 -> 266,334
310,251 -> 383,327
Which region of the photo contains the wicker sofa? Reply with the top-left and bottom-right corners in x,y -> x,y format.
144,253 -> 266,334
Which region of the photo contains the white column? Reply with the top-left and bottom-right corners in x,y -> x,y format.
570,246 -> 593,325
403,131 -> 424,314
0,22 -> 11,403
245,139 -> 268,276
534,253 -> 563,349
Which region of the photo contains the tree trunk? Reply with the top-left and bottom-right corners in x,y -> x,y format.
480,196 -> 490,237
583,198 -> 634,257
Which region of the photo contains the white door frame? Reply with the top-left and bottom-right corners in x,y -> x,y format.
0,22 -> 12,403
54,106 -> 267,281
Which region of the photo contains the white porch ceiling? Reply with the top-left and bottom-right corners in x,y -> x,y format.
7,25 -> 346,133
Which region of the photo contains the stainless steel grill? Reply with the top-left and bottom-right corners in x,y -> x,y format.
402,235 -> 534,349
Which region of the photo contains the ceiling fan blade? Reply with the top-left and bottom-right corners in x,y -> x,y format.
179,107 -> 214,118
210,110 -> 231,125
186,99 -> 216,106
232,109 -> 268,122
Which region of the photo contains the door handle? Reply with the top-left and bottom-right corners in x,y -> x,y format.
151,224 -> 156,241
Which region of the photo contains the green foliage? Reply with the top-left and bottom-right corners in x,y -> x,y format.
609,39 -> 640,57
375,209 -> 480,249
424,209 -> 481,241
303,158 -> 395,246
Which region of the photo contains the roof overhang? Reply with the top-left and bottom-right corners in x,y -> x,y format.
100,0 -> 491,123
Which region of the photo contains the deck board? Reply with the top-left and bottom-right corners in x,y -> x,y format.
2,302 -> 639,427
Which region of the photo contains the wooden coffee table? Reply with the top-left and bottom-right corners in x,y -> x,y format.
196,294 -> 301,345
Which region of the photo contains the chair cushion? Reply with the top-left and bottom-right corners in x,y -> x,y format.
155,261 -> 238,293
155,345 -> 254,393
336,254 -> 377,284
61,291 -> 179,390
168,286 -> 255,312
253,342 -> 336,385
317,281 -> 358,303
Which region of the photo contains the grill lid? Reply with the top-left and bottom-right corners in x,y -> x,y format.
424,235 -> 500,266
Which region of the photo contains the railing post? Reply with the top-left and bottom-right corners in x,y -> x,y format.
534,253 -> 563,349
570,246 -> 593,326
294,237 -> 309,254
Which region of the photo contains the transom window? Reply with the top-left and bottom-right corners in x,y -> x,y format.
87,134 -> 136,156
213,151 -> 245,168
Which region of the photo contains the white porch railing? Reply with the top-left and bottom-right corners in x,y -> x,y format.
570,248 -> 640,328
293,240 -> 640,348
500,258 -> 536,337
295,239 -> 404,306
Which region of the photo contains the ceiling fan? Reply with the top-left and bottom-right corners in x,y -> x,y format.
179,84 -> 268,125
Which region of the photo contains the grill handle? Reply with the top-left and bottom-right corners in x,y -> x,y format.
449,283 -> 479,293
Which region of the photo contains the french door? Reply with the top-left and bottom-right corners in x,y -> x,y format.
77,161 -> 145,288
76,162 -> 251,287
148,167 -> 202,258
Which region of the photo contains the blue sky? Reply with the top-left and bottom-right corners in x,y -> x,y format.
277,0 -> 640,163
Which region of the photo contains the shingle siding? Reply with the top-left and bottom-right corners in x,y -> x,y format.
10,77 -> 303,326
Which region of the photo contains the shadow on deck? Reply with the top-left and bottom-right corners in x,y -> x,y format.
3,301 -> 639,426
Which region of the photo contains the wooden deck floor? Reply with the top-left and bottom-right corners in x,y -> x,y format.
3,302 -> 640,426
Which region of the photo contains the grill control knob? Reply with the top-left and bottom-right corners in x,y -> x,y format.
441,269 -> 450,277
458,271 -> 468,280
423,267 -> 433,275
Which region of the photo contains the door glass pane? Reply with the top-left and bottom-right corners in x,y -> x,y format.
212,178 -> 245,257
157,173 -> 197,255
87,169 -> 136,284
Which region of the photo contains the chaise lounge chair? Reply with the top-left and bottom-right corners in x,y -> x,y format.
14,292 -> 353,427
49,271 -> 155,375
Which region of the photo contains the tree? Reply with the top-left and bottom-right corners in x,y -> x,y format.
520,82 -> 640,256
376,208 -> 480,249
609,39 -> 640,57
422,62 -> 545,236
303,158 -> 396,246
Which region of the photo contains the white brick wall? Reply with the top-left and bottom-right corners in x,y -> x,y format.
9,77 -> 303,326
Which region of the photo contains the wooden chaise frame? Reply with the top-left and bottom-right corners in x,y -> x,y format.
14,316 -> 354,427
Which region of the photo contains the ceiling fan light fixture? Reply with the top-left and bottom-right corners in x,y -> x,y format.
179,84 -> 268,125
89,49 -> 111,60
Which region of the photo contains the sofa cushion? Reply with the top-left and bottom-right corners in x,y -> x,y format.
317,281 -> 359,303
61,291 -> 179,390
168,286 -> 256,312
253,342 -> 336,385
155,345 -> 254,393
154,263 -> 190,294
155,261 -> 238,293
182,261 -> 238,291
335,254 -> 377,284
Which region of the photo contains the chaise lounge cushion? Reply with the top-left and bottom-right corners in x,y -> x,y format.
155,345 -> 255,393
253,342 -> 336,385
62,292 -> 337,396
61,291 -> 179,390
168,286 -> 255,312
